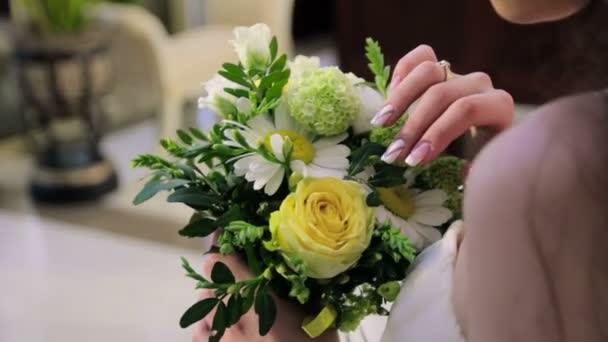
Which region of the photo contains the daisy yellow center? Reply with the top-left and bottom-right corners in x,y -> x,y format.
263,130 -> 315,163
377,187 -> 415,219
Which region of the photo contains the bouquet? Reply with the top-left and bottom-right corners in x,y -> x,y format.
133,23 -> 464,341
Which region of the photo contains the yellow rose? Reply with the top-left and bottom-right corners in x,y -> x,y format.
269,178 -> 375,279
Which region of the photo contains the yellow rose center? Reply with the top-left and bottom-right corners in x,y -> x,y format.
263,130 -> 315,163
377,186 -> 415,219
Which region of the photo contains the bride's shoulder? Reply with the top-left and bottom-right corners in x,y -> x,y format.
468,90 -> 607,198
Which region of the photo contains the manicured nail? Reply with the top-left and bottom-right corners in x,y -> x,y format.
371,105 -> 394,126
381,139 -> 407,164
405,141 -> 431,166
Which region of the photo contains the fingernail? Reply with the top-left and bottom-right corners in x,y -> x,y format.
405,141 -> 431,166
371,104 -> 394,127
381,139 -> 407,164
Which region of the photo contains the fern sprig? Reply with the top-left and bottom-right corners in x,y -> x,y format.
365,38 -> 391,97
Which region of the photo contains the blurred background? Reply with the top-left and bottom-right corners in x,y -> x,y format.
0,0 -> 606,341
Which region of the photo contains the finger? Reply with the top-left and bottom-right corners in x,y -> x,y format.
405,89 -> 514,166
372,60 -> 446,127
381,72 -> 493,163
389,44 -> 437,92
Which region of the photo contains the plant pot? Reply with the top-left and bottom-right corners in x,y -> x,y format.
14,30 -> 118,203
15,30 -> 112,119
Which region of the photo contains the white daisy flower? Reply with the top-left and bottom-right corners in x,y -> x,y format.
226,102 -> 351,195
375,183 -> 452,250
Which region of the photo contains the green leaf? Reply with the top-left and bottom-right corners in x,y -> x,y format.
226,295 -> 242,326
245,244 -> 263,276
177,129 -> 193,145
179,297 -> 218,328
178,217 -> 217,237
133,179 -> 189,205
215,96 -> 238,119
370,165 -> 408,187
181,257 -> 207,282
223,62 -> 247,78
348,142 -> 385,175
167,187 -> 221,209
366,191 -> 382,207
269,36 -> 278,61
188,127 -> 208,141
241,286 -> 256,315
254,286 -> 277,336
258,70 -> 290,91
210,301 -> 227,342
265,78 -> 288,100
224,87 -> 249,98
219,70 -> 252,89
269,54 -> 287,73
211,261 -> 235,284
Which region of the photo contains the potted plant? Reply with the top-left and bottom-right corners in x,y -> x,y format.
11,0 -> 137,203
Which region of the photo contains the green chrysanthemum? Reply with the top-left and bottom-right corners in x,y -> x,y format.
369,116 -> 407,147
417,156 -> 465,216
287,67 -> 361,136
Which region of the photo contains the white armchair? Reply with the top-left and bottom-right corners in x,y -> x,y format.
94,1 -> 294,140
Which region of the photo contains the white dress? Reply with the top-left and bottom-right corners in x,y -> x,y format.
341,221 -> 466,342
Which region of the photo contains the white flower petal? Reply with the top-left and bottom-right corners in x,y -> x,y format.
270,134 -> 285,161
307,164 -> 346,178
352,86 -> 385,134
247,114 -> 275,135
312,156 -> 350,169
264,168 -> 285,195
233,155 -> 257,175
290,160 -> 308,177
406,220 -> 442,249
313,133 -> 349,149
412,206 -> 453,226
315,145 -> 351,158
355,166 -> 375,181
253,164 -> 280,190
414,189 -> 448,207
236,97 -> 253,113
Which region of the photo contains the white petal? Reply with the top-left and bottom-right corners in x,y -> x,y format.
414,189 -> 448,207
269,134 -> 285,161
313,133 -> 348,149
236,97 -> 253,113
355,166 -> 375,181
412,206 -> 453,226
407,220 -> 442,249
290,160 -> 308,177
264,168 -> 285,195
274,100 -> 296,131
312,156 -> 350,169
307,164 -> 346,178
253,164 -> 280,190
404,170 -> 416,188
247,114 -> 275,135
352,86 -> 385,134
315,145 -> 351,158
233,155 -> 257,174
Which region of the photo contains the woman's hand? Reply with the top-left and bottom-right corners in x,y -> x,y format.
192,253 -> 339,342
372,45 -> 514,166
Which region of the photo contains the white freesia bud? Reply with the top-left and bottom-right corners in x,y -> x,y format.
352,86 -> 385,134
288,55 -> 320,79
230,23 -> 272,70
198,74 -> 243,117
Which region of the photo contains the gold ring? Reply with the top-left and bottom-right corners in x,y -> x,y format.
438,60 -> 456,81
